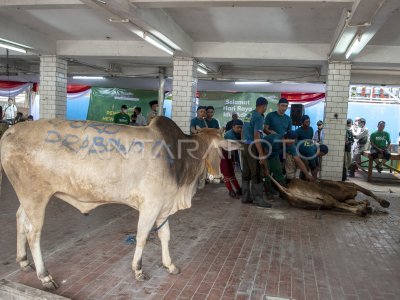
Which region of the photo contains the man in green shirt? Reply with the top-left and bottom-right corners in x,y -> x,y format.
370,121 -> 391,173
114,105 -> 130,125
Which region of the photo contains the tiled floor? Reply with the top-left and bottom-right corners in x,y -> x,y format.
1,172 -> 399,300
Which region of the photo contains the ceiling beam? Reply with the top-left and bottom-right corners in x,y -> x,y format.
194,42 -> 330,62
330,0 -> 400,61
79,0 -> 193,56
0,15 -> 55,54
0,0 -> 85,9
353,45 -> 400,64
56,40 -> 172,57
130,0 -> 353,8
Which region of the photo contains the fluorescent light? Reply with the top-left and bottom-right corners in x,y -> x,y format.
0,42 -> 27,53
151,31 -> 181,51
73,76 -> 105,80
197,67 -> 207,75
0,38 -> 33,49
345,35 -> 362,59
108,18 -> 129,23
234,81 -> 271,85
143,32 -> 174,55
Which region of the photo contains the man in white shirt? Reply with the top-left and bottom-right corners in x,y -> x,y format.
133,107 -> 147,126
3,98 -> 18,125
349,118 -> 369,177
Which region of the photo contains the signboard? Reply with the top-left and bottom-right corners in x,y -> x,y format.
198,91 -> 280,127
87,87 -> 158,122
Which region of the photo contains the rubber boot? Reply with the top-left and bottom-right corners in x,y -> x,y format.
252,182 -> 272,208
241,180 -> 252,204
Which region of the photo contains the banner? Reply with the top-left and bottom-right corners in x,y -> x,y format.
87,87 -> 158,122
198,91 -> 280,127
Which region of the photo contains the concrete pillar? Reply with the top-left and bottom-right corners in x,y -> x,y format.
39,55 -> 67,119
321,62 -> 352,180
171,57 -> 198,133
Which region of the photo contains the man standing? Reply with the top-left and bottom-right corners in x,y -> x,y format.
296,115 -> 314,141
3,98 -> 18,126
312,120 -> 325,144
147,100 -> 159,124
190,106 -> 207,135
349,118 -> 369,177
205,106 -> 220,129
370,121 -> 391,173
133,107 -> 147,126
241,97 -> 272,208
264,97 -> 292,137
344,119 -> 354,180
113,104 -> 130,125
221,119 -> 243,198
225,112 -> 239,132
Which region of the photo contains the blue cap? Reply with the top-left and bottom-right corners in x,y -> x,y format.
278,98 -> 289,104
256,97 -> 268,106
319,144 -> 329,154
285,130 -> 297,140
232,119 -> 243,126
301,114 -> 310,123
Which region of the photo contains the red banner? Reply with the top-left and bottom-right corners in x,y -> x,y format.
281,93 -> 325,102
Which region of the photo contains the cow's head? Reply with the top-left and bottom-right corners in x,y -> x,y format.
197,129 -> 241,183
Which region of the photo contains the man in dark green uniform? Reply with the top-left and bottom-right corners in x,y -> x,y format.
190,106 -> 207,135
264,98 -> 292,137
205,106 -> 220,129
113,104 -> 130,125
370,121 -> 391,173
296,115 -> 314,141
241,97 -> 272,208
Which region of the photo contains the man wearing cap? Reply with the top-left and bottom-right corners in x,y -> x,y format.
225,112 -> 239,132
370,121 -> 391,173
264,98 -> 292,137
349,118 -> 369,177
114,104 -> 130,125
190,106 -> 208,135
312,120 -> 325,144
241,97 -> 272,208
147,100 -> 159,124
298,142 -> 329,180
296,115 -> 314,141
205,106 -> 220,129
221,119 -> 243,198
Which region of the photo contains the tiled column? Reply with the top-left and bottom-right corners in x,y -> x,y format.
321,62 -> 351,180
172,57 -> 198,133
39,55 -> 67,119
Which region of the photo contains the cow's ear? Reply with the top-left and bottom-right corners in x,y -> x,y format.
218,139 -> 241,151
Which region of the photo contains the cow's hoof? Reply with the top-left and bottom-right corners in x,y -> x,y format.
380,199 -> 390,208
41,275 -> 59,290
356,207 -> 368,217
163,263 -> 180,275
135,271 -> 149,281
366,206 -> 373,214
19,260 -> 35,272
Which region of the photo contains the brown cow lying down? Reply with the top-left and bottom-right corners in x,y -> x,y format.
269,176 -> 390,216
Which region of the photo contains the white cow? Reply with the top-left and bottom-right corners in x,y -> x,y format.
0,116 -> 238,290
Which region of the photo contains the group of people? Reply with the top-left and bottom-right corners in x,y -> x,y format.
190,97 -> 330,207
113,100 -> 159,126
346,117 -> 393,177
1,98 -> 33,126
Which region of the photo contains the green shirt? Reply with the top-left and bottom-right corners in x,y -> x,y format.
242,110 -> 264,144
370,130 -> 391,149
114,113 -> 130,125
264,111 -> 292,137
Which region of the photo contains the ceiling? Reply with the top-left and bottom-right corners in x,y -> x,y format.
1,0 -> 400,87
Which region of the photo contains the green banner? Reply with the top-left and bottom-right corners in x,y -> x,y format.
198,91 -> 280,127
87,87 -> 158,122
